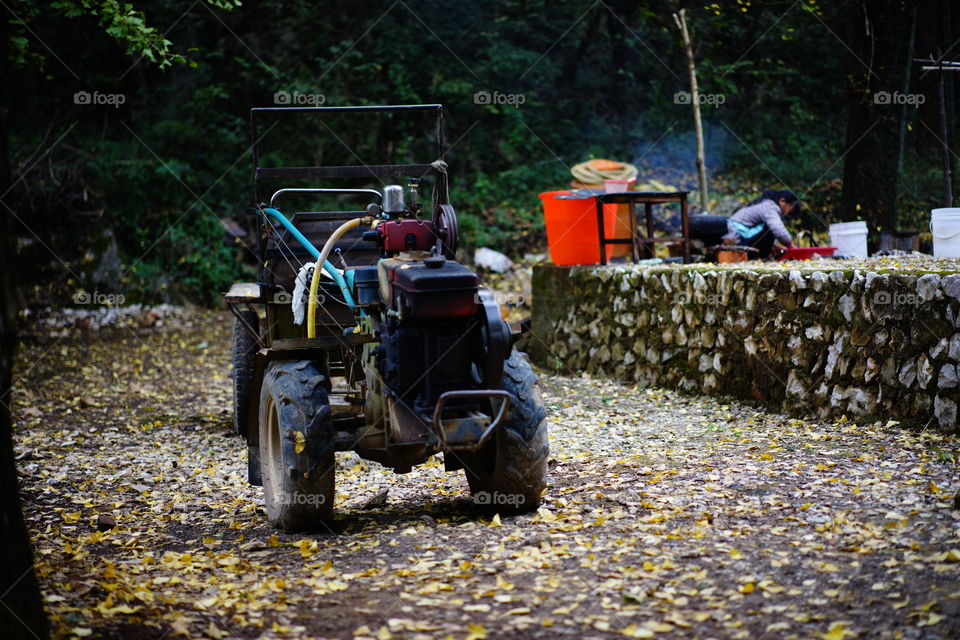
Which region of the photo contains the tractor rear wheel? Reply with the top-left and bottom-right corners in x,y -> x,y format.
462,350 -> 548,512
259,361 -> 335,531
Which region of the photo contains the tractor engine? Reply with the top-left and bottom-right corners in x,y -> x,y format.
355,184 -> 511,430
374,255 -> 493,413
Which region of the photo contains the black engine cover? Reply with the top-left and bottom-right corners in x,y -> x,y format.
381,257 -> 479,319
376,316 -> 480,411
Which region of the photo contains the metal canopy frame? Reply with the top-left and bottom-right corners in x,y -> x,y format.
250,104 -> 447,205
249,104 -> 449,285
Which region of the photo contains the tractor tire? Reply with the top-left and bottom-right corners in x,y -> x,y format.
462,350 -> 549,512
232,309 -> 260,436
259,361 -> 335,531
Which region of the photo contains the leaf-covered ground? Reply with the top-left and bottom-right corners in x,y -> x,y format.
10,311 -> 960,640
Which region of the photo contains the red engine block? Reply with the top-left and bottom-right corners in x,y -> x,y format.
378,219 -> 438,253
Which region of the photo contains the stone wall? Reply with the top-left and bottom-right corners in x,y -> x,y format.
530,262 -> 960,429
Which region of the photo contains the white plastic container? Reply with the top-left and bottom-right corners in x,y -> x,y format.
829,220 -> 868,258
931,208 -> 960,258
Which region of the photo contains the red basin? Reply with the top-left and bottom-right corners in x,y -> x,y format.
778,246 -> 837,261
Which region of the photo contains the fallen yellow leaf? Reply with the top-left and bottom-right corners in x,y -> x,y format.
294,430 -> 306,454
621,623 -> 654,639
298,538 -> 317,558
536,507 -> 556,523
918,613 -> 943,627
820,622 -> 855,640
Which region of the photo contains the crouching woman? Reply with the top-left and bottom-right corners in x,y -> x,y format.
723,189 -> 801,258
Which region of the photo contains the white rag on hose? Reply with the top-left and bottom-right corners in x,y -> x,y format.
291,262 -> 315,325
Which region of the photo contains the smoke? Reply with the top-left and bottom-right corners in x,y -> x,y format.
631,120 -> 733,190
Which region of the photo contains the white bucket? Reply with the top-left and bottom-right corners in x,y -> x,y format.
829,220 -> 868,258
931,208 -> 960,258
604,178 -> 635,193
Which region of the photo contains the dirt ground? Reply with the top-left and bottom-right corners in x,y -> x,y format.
9,311 -> 960,640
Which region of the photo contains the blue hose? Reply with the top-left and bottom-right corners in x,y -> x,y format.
262,207 -> 357,309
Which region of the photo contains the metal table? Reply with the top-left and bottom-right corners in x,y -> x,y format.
594,190 -> 690,264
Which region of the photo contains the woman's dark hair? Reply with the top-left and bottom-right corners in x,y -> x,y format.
749,189 -> 801,212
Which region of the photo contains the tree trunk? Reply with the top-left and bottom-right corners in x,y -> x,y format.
936,50 -> 953,206
942,0 -> 955,150
673,9 -> 708,210
896,6 -> 918,176
0,11 -> 49,640
841,0 -> 913,231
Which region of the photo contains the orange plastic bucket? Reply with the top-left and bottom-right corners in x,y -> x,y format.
539,190 -> 631,265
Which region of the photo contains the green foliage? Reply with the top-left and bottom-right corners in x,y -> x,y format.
77,132 -> 240,305
6,0 -> 955,304
24,1 -> 241,69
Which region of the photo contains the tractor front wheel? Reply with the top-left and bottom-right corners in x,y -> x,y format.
259,361 -> 335,531
462,350 -> 549,512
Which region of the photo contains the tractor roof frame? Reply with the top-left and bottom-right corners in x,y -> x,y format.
249,104 -> 448,207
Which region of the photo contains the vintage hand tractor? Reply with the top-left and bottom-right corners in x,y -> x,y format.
225,105 -> 548,531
